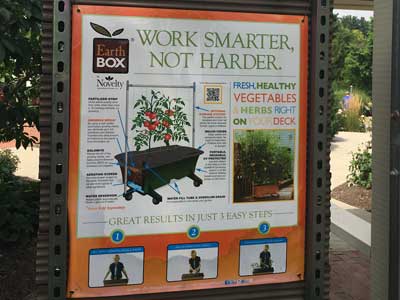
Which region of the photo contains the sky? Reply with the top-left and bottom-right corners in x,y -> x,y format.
334,9 -> 374,18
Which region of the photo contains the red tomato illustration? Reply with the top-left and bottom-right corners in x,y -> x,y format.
165,109 -> 174,116
148,124 -> 157,131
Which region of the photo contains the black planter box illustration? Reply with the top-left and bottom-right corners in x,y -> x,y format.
252,266 -> 274,275
115,145 -> 203,204
181,273 -> 204,280
103,278 -> 128,286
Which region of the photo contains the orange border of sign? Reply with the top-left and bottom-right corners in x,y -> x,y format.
68,5 -> 308,298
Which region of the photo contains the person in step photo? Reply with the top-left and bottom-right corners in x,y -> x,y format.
189,250 -> 201,274
259,245 -> 274,272
104,254 -> 129,282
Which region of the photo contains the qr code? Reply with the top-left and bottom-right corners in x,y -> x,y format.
204,86 -> 223,104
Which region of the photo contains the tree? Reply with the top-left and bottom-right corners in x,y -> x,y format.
329,14 -> 373,138
331,15 -> 354,85
0,0 -> 41,148
340,15 -> 371,36
331,14 -> 373,94
342,26 -> 373,94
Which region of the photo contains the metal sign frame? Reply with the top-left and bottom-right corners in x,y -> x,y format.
371,0 -> 400,299
37,1 -> 332,299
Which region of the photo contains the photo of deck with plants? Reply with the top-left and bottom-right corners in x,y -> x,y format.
233,129 -> 295,202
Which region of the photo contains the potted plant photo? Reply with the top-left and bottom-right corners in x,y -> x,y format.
115,90 -> 203,204
235,130 -> 293,199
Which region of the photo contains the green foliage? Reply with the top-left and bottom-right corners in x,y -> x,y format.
236,131 -> 293,185
0,150 -> 38,244
347,141 -> 372,189
0,149 -> 20,183
354,88 -> 372,116
329,86 -> 346,138
331,87 -> 372,134
132,90 -> 191,151
331,14 -> 373,95
340,15 -> 372,36
330,15 -> 373,137
0,179 -> 39,244
343,110 -> 365,132
0,0 -> 41,148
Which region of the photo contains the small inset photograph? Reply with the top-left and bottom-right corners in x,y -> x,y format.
167,242 -> 219,282
239,238 -> 287,276
88,247 -> 144,287
233,129 -> 295,202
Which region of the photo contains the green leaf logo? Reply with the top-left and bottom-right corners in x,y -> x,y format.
112,28 -> 124,36
90,23 -> 124,38
90,22 -> 112,37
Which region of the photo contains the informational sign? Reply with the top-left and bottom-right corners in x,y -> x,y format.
68,5 -> 308,297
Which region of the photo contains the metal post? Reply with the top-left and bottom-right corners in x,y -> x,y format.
305,0 -> 331,299
371,1 -> 396,299
389,0 -> 400,298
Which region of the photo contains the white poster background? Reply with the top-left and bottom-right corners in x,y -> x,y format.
76,14 -> 301,238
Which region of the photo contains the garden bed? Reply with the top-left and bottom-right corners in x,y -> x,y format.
331,183 -> 372,211
0,240 -> 36,300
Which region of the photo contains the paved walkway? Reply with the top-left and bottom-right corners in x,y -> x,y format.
330,247 -> 370,300
329,131 -> 371,300
330,131 -> 371,189
330,232 -> 370,300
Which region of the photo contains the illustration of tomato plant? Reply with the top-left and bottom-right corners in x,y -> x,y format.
131,90 -> 191,151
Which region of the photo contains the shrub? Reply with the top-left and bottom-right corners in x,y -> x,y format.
330,87 -> 346,138
0,178 -> 39,244
347,140 -> 372,189
0,149 -> 39,244
0,149 -> 19,183
236,130 -> 293,185
331,88 -> 372,135
343,93 -> 366,132
354,88 -> 372,117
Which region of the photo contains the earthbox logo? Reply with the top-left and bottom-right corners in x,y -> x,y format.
91,22 -> 129,73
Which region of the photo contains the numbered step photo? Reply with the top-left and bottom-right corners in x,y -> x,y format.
88,247 -> 144,287
239,238 -> 287,276
167,242 -> 219,282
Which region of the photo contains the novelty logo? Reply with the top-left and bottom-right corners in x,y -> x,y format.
96,76 -> 124,90
91,23 -> 129,73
